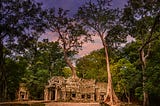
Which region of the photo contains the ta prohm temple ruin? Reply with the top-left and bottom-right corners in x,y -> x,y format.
44,76 -> 107,102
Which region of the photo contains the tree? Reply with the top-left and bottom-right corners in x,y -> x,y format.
122,1 -> 160,105
22,40 -> 66,99
47,8 -> 89,79
145,40 -> 160,105
111,58 -> 138,103
121,41 -> 143,103
121,40 -> 160,105
0,0 -> 48,101
36,40 -> 66,77
76,0 -> 126,105
5,57 -> 27,100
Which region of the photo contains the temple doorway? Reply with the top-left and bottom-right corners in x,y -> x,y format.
50,87 -> 55,100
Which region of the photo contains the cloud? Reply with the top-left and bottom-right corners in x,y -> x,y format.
78,36 -> 103,57
39,31 -> 58,42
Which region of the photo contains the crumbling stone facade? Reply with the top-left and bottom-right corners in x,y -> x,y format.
44,76 -> 107,102
17,83 -> 29,101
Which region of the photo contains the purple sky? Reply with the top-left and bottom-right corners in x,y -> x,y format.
37,0 -> 128,57
36,0 -> 128,14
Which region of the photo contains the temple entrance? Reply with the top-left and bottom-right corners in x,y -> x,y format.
50,87 -> 56,100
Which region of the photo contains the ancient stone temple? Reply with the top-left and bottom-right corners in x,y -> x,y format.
44,76 -> 107,102
17,83 -> 29,101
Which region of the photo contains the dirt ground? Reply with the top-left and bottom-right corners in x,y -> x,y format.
0,101 -> 100,106
45,102 -> 100,106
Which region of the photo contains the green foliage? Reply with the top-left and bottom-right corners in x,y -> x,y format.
123,1 -> 160,105
120,40 -> 160,103
22,41 -> 66,99
146,40 -> 160,98
135,87 -> 143,101
62,67 -> 72,78
121,41 -> 140,64
111,58 -> 140,101
37,41 -> 66,76
0,0 -> 48,101
77,49 -> 107,82
23,69 -> 49,99
5,58 -> 27,100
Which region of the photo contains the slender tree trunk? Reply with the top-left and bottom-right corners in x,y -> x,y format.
126,95 -> 130,104
0,40 -> 7,101
64,52 -> 77,79
124,88 -> 130,104
140,49 -> 149,106
100,35 -> 120,105
58,29 -> 78,79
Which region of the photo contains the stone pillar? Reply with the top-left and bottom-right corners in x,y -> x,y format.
26,92 -> 28,100
48,88 -> 51,100
44,88 -> 49,101
91,93 -> 94,101
55,88 -> 58,101
24,92 -> 27,100
63,91 -> 66,101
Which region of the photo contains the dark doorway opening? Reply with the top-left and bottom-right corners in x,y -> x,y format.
51,87 -> 55,100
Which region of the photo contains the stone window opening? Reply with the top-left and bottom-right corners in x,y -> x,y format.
100,95 -> 104,100
81,94 -> 85,99
20,92 -> 25,99
87,94 -> 91,99
66,92 -> 70,98
21,94 -> 24,99
72,92 -> 76,98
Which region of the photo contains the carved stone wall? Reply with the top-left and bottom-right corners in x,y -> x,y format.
44,76 -> 107,102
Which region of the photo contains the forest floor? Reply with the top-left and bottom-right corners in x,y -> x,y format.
0,101 -> 140,106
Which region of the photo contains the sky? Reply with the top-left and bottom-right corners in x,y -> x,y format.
36,0 -> 129,57
36,0 -> 128,10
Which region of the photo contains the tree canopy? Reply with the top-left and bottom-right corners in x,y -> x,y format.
47,8 -> 89,78
0,0 -> 48,101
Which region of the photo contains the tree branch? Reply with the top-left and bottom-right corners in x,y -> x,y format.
144,43 -> 151,59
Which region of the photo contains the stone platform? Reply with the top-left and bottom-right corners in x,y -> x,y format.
45,102 -> 100,106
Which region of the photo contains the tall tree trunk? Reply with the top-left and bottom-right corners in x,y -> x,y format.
0,40 -> 7,101
100,35 -> 120,105
64,52 -> 77,79
140,49 -> 149,106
